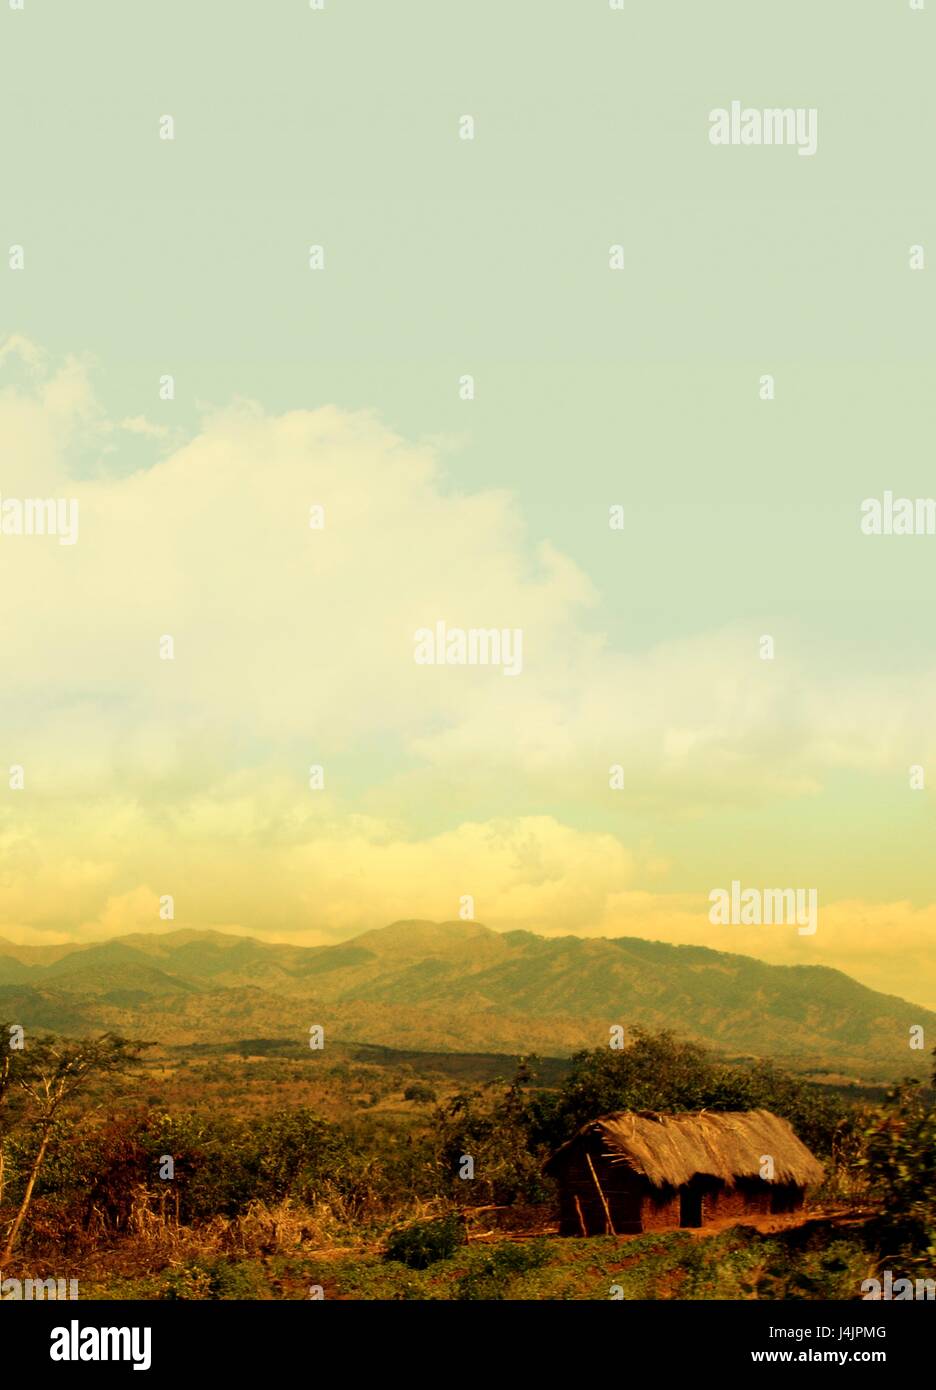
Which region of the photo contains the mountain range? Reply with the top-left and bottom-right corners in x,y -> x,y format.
0,920 -> 930,1080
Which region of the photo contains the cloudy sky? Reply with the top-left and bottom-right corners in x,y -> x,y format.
1,2 -> 934,1008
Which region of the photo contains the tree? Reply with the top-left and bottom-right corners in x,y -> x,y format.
859,1050 -> 936,1265
529,1028 -> 849,1157
0,1033 -> 146,1262
435,1057 -> 552,1205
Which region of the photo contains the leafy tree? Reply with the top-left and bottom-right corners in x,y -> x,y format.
246,1108 -> 351,1205
0,1032 -> 146,1261
434,1057 -> 552,1204
530,1028 -> 849,1156
859,1051 -> 936,1263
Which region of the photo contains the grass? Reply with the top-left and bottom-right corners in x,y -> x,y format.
329,1227 -> 875,1301
66,1224 -> 877,1301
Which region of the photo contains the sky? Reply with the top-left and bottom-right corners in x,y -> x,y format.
0,1 -> 934,1009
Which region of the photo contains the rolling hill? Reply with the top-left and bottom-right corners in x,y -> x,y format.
0,920 -> 930,1080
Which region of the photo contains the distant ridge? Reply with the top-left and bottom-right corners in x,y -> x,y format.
0,920 -> 930,1081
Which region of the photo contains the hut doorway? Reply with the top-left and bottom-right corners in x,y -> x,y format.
679,1184 -> 703,1228
769,1184 -> 802,1215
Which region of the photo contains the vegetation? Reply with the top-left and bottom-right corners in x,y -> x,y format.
383,1214 -> 464,1269
0,1028 -> 146,1262
0,1022 -> 930,1300
1,921 -> 931,1080
859,1056 -> 936,1267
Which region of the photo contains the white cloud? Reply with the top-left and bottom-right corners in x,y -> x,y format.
1,341 -> 935,1009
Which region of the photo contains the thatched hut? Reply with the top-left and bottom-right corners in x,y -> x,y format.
544,1108 -> 823,1236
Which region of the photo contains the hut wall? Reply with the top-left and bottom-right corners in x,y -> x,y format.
639,1187 -> 681,1231
553,1150 -> 645,1234
703,1178 -> 773,1222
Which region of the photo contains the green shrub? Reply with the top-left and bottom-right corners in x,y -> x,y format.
403,1083 -> 437,1104
383,1214 -> 464,1269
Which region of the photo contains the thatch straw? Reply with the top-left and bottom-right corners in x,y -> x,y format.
546,1109 -> 824,1190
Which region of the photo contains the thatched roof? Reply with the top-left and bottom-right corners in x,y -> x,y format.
545,1109 -> 824,1189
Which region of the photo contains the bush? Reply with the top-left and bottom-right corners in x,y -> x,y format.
403,1083 -> 437,1104
383,1214 -> 464,1269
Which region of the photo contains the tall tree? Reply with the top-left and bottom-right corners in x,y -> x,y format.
0,1032 -> 145,1263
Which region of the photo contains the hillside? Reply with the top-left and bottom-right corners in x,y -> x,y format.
0,920 -> 929,1080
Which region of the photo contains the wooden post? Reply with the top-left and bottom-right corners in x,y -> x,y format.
586,1152 -> 616,1235
573,1193 -> 587,1237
